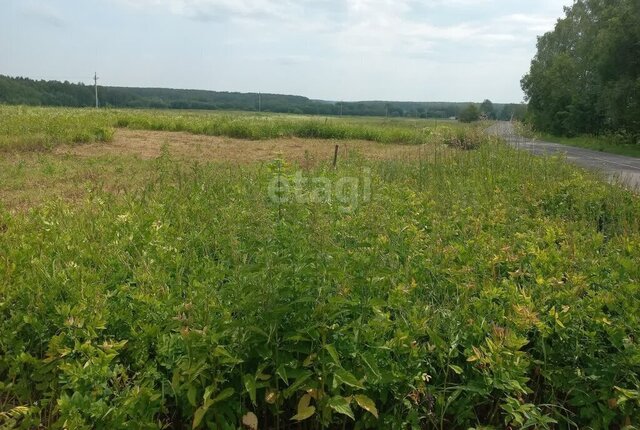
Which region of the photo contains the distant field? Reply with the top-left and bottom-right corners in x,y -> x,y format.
0,106 -> 471,152
1,107 -> 640,429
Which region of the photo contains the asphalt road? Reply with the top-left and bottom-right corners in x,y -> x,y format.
488,122 -> 640,191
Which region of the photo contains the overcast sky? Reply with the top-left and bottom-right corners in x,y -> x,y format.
0,0 -> 572,103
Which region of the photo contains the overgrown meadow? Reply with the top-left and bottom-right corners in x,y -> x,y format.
0,106 -> 466,152
1,107 -> 640,429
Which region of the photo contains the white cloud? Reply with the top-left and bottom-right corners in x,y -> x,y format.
496,13 -> 560,34
110,0 -> 571,60
326,1 -> 555,59
21,1 -> 66,27
113,0 -> 564,44
114,0 -> 331,22
98,0 -> 575,100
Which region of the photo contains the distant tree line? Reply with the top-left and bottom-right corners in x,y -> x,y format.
521,0 -> 640,139
458,99 -> 527,123
0,74 -> 525,120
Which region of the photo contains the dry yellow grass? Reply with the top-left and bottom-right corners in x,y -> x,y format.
54,129 -> 437,164
1,130 -> 446,212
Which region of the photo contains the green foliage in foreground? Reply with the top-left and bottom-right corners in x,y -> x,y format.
0,106 -> 462,151
1,143 -> 640,429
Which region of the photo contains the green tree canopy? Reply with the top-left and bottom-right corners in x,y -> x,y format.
498,104 -> 527,121
480,99 -> 496,119
459,104 -> 480,123
0,75 -> 516,121
522,0 -> 640,138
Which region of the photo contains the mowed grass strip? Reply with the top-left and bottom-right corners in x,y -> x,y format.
0,129 -> 449,212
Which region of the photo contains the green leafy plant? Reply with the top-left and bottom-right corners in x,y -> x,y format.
0,108 -> 639,428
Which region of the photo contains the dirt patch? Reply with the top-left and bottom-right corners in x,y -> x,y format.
54,129 -> 433,165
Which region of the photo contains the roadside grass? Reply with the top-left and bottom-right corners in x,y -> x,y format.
516,123 -> 640,158
0,106 -> 478,152
1,120 -> 640,428
537,133 -> 640,158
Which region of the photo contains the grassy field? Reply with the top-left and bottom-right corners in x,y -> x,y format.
1,107 -> 640,429
0,106 -> 471,152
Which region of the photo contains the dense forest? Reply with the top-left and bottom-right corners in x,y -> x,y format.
521,0 -> 640,139
0,75 -> 524,120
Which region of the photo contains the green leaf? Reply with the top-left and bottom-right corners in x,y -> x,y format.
292,396 -> 315,422
203,385 -> 215,401
615,386 -> 640,405
187,385 -> 197,407
333,368 -> 364,389
171,371 -> 181,390
303,353 -> 317,367
211,387 -> 235,404
360,354 -> 382,381
328,395 -> 354,420
325,344 -> 341,366
243,374 -> 257,405
192,405 -> 208,429
276,363 -> 289,384
192,385 -> 235,428
213,346 -> 242,364
448,364 -> 464,375
283,371 -> 312,398
298,393 -> 312,410
291,405 -> 316,421
354,394 -> 378,418
247,325 -> 269,338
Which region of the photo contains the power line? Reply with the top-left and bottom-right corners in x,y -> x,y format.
94,72 -> 99,109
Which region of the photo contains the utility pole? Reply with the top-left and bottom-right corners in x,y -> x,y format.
94,72 -> 99,108
258,92 -> 262,113
340,101 -> 343,116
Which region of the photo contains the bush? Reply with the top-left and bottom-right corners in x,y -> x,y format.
459,104 -> 480,123
438,127 -> 491,150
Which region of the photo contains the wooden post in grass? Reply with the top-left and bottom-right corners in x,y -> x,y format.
333,145 -> 339,168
